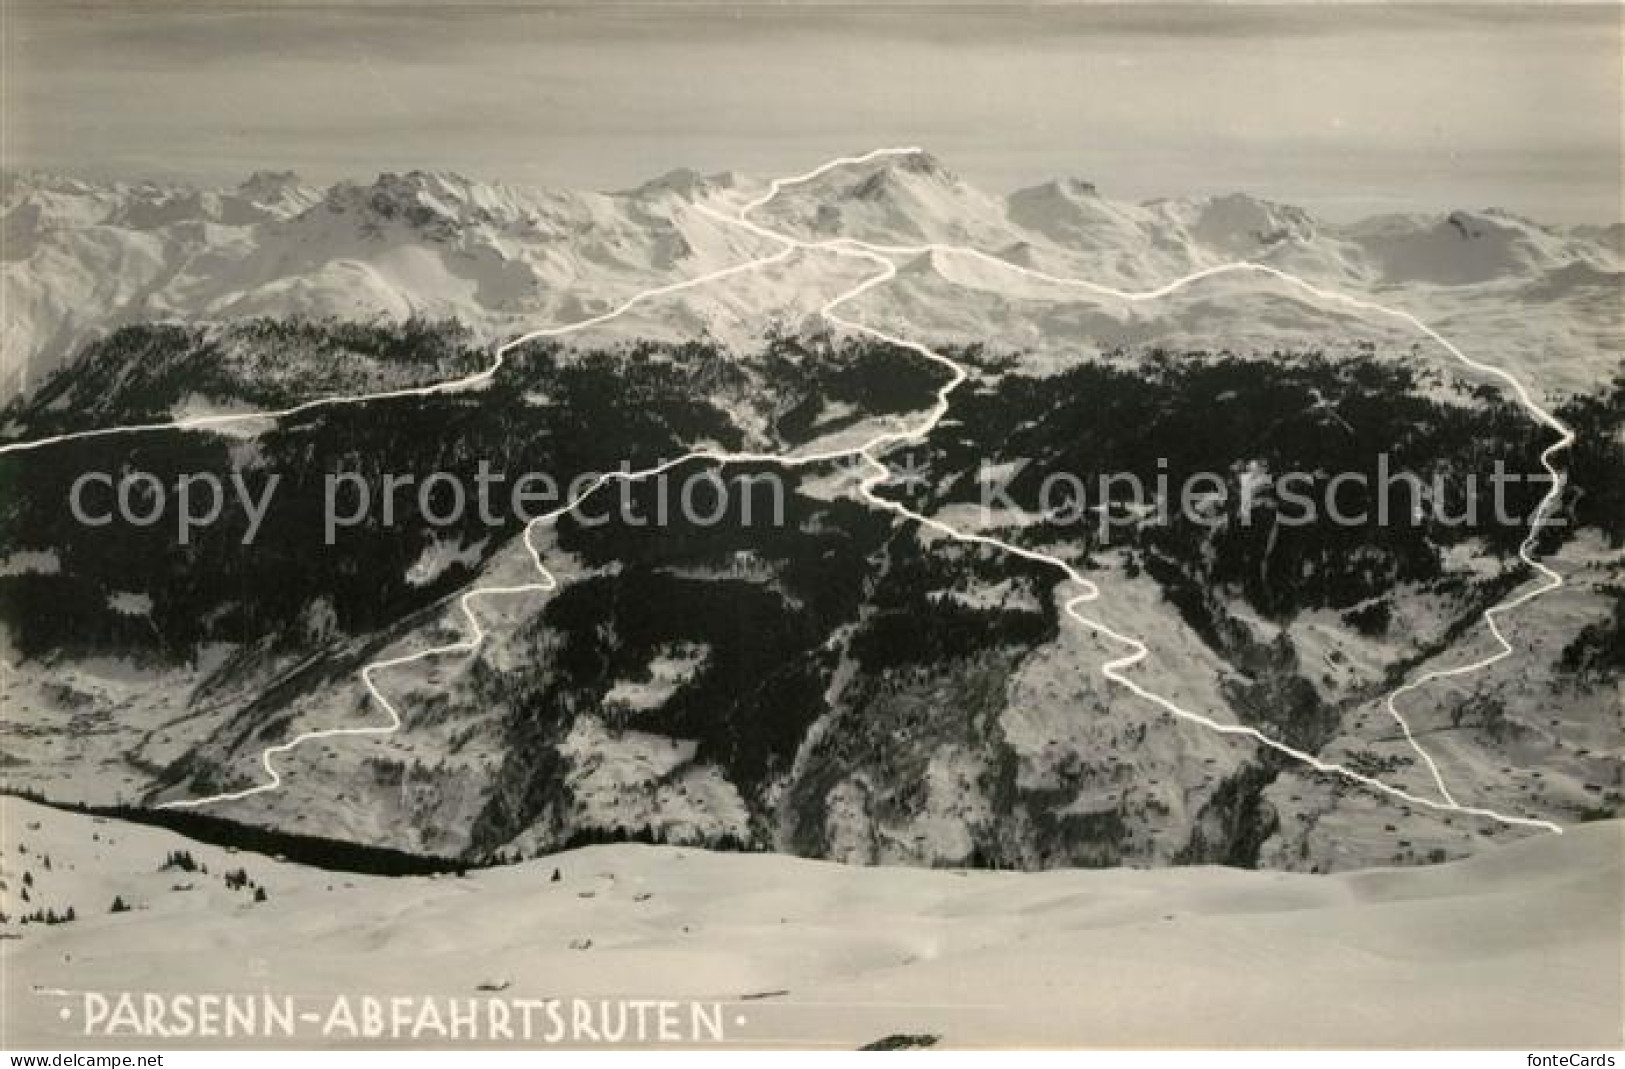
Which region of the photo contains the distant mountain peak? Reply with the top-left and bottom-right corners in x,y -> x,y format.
845,150 -> 958,199
1443,208 -> 1550,239
893,148 -> 953,178
1005,178 -> 1110,235
376,169 -> 482,197
232,170 -> 319,220
1445,211 -> 1489,240
1165,191 -> 1317,250
238,169 -> 304,194
319,170 -> 493,237
628,167 -> 716,201
1032,176 -> 1100,200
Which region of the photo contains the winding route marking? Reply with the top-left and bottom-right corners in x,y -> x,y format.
0,149 -> 1567,834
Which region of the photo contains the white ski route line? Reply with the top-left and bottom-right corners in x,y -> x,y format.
0,148 -> 1568,834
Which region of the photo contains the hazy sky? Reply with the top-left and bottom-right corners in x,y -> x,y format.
4,2 -> 1621,221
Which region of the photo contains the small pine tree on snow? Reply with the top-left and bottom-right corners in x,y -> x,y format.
110,896 -> 130,913
162,850 -> 198,873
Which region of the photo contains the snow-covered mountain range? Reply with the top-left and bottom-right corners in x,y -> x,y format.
5,152 -> 1620,402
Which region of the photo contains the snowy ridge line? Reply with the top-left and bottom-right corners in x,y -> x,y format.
0,148 -> 1565,832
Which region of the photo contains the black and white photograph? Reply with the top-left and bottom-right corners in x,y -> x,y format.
0,0 -> 1621,1056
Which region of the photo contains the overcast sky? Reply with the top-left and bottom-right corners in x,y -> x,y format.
4,2 -> 1620,222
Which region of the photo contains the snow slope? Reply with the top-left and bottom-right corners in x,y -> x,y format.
2,797 -> 1619,1049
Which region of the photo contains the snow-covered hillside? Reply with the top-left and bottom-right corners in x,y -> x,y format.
3,797 -> 1619,1049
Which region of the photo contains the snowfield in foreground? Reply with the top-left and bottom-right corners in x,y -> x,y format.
2,797 -> 1620,1049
